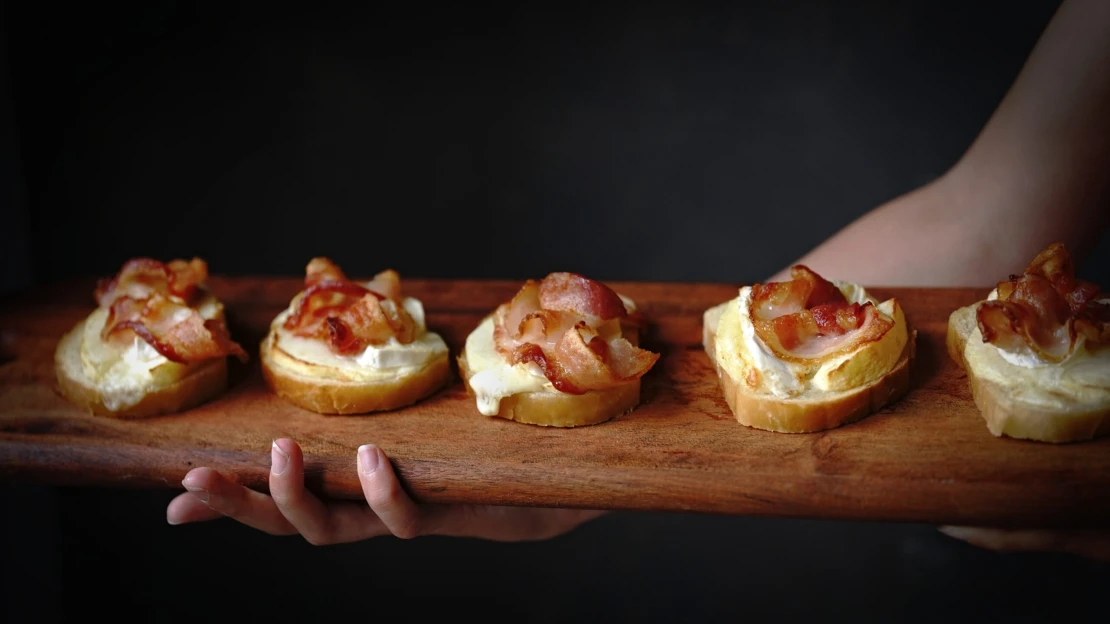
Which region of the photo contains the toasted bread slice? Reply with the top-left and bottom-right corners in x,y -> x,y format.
703,299 -> 914,433
54,317 -> 229,418
260,331 -> 451,415
947,303 -> 1110,443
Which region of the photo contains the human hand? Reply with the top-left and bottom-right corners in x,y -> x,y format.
939,526 -> 1110,562
167,438 -> 605,544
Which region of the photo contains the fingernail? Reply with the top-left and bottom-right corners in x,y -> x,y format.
271,440 -> 289,476
358,444 -> 380,475
183,483 -> 210,504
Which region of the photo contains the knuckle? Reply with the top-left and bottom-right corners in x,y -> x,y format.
206,490 -> 237,515
270,489 -> 298,509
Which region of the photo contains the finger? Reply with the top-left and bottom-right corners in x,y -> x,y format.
940,526 -> 1110,561
166,491 -> 224,525
358,444 -> 443,539
939,526 -> 1063,552
181,467 -> 297,535
270,438 -> 387,545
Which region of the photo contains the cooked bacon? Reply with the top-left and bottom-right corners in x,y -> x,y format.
545,323 -> 616,393
283,281 -> 374,334
517,310 -> 581,351
977,299 -> 1073,361
494,280 -> 541,348
102,293 -> 247,364
548,322 -> 660,392
166,258 -> 208,300
366,269 -> 402,300
768,302 -> 867,353
977,243 -> 1107,362
493,282 -> 582,357
538,272 -> 628,322
304,258 -> 402,300
319,294 -> 399,355
750,266 -> 847,320
320,295 -> 417,355
305,257 -> 349,287
1027,242 -> 1078,295
92,257 -> 244,364
284,259 -> 416,353
492,273 -> 658,394
756,302 -> 891,361
1068,282 -> 1102,312
95,258 -> 208,307
750,265 -> 893,362
1076,302 -> 1110,344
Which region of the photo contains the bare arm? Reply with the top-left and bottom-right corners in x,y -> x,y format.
779,0 -> 1110,561
775,0 -> 1110,286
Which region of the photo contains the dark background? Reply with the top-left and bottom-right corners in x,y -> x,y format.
2,1 -> 1109,621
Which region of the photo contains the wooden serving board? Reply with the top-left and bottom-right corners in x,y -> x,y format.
1,277 -> 1107,529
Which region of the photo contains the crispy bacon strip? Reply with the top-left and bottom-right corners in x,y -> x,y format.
494,280 -> 541,346
283,258 -> 416,354
95,257 -> 208,307
102,293 -> 247,364
750,265 -> 893,363
304,258 -> 402,300
538,272 -> 628,322
366,269 -> 402,301
977,243 -> 1107,362
93,258 -> 245,364
492,272 -> 658,394
305,257 -> 349,287
283,281 -> 375,335
165,258 -> 208,301
322,295 -> 416,356
1076,301 -> 1110,344
750,265 -> 847,319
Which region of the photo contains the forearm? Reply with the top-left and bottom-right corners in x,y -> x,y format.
775,0 -> 1110,287
772,175 -> 1013,287
776,172 -> 1107,287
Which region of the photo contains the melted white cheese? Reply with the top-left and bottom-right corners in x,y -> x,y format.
79,292 -> 224,411
96,338 -> 169,411
273,295 -> 447,374
737,287 -> 803,398
464,316 -> 552,415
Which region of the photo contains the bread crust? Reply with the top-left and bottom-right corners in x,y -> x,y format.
54,318 -> 229,419
947,303 -> 1110,443
260,331 -> 451,415
703,303 -> 915,433
456,351 -> 641,427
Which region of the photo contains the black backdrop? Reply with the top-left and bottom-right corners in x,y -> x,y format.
2,1 -> 1109,622
6,0 -> 1109,286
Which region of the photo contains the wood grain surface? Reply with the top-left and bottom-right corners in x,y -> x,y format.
1,277 -> 1108,528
